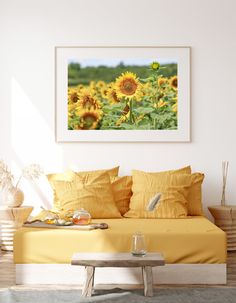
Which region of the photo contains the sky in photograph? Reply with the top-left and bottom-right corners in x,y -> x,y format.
69,58 -> 177,67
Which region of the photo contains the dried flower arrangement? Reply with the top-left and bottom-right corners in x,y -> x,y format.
0,160 -> 43,207
0,161 -> 14,191
221,161 -> 229,206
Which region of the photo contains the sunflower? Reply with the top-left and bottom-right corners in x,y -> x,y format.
78,88 -> 101,110
76,84 -> 84,91
157,100 -> 167,108
99,89 -> 107,99
172,103 -> 178,112
96,80 -> 106,89
158,77 -> 168,87
68,88 -> 79,104
150,61 -> 160,71
141,82 -> 151,97
89,81 -> 96,90
106,86 -> 120,104
169,76 -> 178,90
116,112 -> 129,126
68,102 -> 79,113
78,109 -> 102,130
115,72 -> 142,101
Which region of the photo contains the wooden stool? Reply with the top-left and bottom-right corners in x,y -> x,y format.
0,206 -> 33,251
71,252 -> 165,297
208,205 -> 236,251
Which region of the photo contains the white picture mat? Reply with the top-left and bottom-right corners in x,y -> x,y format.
55,46 -> 190,142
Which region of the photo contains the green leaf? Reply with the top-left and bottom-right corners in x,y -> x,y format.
103,104 -> 124,112
137,124 -> 151,130
139,77 -> 153,83
150,113 -> 160,119
120,123 -> 136,130
134,107 -> 155,115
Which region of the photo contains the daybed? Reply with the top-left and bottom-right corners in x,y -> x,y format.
13,166 -> 227,285
14,216 -> 226,285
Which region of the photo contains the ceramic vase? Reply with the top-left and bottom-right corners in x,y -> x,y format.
3,185 -> 24,208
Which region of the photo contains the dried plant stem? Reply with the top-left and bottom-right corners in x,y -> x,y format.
15,174 -> 23,190
221,161 -> 229,206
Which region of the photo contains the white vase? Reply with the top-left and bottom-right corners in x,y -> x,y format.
3,186 -> 24,208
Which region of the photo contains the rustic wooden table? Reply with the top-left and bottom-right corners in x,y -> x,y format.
71,252 -> 165,297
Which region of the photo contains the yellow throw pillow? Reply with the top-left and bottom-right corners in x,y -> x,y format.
160,165 -> 192,175
51,172 -> 121,218
47,170 -> 75,210
132,166 -> 204,216
47,166 -> 119,210
160,165 -> 204,215
187,173 -> 205,215
77,166 -> 119,178
111,176 -> 132,215
124,170 -> 194,218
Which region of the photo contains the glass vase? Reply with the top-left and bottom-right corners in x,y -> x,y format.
131,232 -> 147,257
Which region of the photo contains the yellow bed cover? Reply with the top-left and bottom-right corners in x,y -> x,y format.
14,216 -> 226,264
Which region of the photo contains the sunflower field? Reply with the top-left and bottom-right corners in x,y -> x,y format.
68,62 -> 178,130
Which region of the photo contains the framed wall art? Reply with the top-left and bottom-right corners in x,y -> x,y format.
55,46 -> 190,142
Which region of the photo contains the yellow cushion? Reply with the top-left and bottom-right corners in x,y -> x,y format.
161,165 -> 192,175
124,170 -> 196,218
47,170 -> 75,210
47,166 -> 119,210
51,172 -> 121,218
111,176 -> 132,215
132,166 -> 204,216
76,166 -> 119,178
163,165 -> 204,215
187,173 -> 205,215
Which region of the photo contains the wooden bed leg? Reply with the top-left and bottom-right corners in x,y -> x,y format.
142,266 -> 153,297
82,266 -> 95,297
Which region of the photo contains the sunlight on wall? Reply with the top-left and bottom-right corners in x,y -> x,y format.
11,78 -> 63,166
11,78 -> 63,212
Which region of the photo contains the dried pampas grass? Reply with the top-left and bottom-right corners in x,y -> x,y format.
146,193 -> 162,212
221,161 -> 229,206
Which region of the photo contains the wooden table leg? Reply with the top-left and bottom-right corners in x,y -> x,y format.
142,266 -> 153,297
82,266 -> 95,297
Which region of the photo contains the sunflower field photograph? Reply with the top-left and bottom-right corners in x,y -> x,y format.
56,47 -> 190,142
67,58 -> 178,131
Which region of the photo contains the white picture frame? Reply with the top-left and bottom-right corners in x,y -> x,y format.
55,46 -> 190,142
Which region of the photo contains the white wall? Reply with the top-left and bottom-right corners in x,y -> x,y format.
0,0 -> 236,217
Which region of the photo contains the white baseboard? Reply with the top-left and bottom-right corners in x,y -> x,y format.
16,263 -> 227,285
